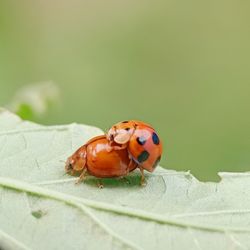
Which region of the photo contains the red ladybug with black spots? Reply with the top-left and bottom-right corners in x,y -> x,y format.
107,120 -> 163,179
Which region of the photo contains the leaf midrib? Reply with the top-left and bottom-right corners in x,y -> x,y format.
0,177 -> 249,234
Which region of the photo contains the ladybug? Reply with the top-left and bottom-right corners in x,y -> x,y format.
65,135 -> 138,186
107,120 -> 163,174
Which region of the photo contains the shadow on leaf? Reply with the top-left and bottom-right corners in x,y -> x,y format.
81,172 -> 143,188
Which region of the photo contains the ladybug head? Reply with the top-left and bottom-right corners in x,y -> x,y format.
107,121 -> 136,145
65,150 -> 86,175
65,157 -> 75,174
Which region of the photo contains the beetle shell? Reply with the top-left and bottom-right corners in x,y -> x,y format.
107,120 -> 163,172
65,135 -> 137,179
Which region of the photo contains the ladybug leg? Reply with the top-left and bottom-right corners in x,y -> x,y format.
97,181 -> 104,189
121,176 -> 130,184
127,158 -> 136,174
75,168 -> 88,184
106,144 -> 113,152
112,144 -> 128,150
139,166 -> 146,186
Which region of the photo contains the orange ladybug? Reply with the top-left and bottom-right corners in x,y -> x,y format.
107,120 -> 163,174
65,135 -> 138,185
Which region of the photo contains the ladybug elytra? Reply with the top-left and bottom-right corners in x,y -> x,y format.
65,135 -> 137,185
107,120 -> 163,173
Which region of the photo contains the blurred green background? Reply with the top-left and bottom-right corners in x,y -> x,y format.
1,0 -> 250,181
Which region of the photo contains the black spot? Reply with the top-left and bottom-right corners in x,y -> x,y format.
152,132 -> 160,145
137,150 -> 149,163
136,136 -> 146,145
153,156 -> 161,168
122,121 -> 129,123
125,127 -> 130,131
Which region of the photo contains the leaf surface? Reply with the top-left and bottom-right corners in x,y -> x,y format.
0,109 -> 250,250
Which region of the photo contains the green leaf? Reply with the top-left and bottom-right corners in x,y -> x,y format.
0,109 -> 250,250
